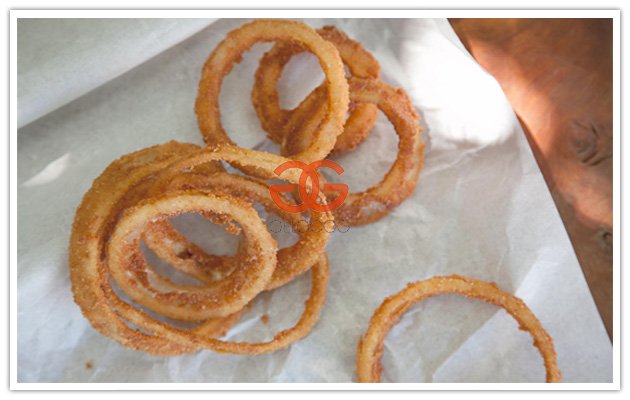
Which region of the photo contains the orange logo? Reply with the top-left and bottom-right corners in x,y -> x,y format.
269,160 -> 349,213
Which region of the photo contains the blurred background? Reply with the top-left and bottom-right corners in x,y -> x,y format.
449,18 -> 613,338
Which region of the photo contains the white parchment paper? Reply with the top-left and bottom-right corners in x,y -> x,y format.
17,18 -> 612,383
17,18 -> 216,128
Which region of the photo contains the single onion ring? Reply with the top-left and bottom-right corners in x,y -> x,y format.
108,190 -> 278,322
107,147 -> 240,287
142,171 -> 331,290
356,275 -> 562,383
195,19 -> 349,164
70,143 -> 332,355
252,25 -> 380,154
284,77 -> 424,227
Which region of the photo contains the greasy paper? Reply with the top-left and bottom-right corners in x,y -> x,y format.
17,18 -> 612,383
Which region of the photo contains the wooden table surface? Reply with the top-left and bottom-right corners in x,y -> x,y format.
449,18 -> 613,339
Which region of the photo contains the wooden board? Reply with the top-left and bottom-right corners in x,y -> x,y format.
450,18 -> 613,339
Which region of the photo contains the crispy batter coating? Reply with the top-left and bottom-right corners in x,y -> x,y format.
108,190 -> 278,321
144,172 -> 331,290
252,25 -> 380,155
286,77 -> 424,227
70,143 -> 331,355
356,275 -> 562,383
196,20 -> 349,165
68,21 -> 556,382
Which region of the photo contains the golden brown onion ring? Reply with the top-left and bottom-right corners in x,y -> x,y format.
109,149 -> 239,287
70,143 -> 332,355
252,25 -> 380,154
284,77 -> 424,227
195,19 -> 349,164
356,275 -> 562,383
143,172 -> 331,290
71,142 -> 211,355
107,190 -> 278,322
116,254 -> 329,355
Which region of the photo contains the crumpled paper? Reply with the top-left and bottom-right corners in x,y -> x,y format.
17,18 -> 612,383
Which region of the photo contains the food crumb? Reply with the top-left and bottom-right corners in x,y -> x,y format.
260,314 -> 269,325
85,361 -> 93,370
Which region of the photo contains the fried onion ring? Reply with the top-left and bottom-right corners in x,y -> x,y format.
107,190 -> 278,321
196,19 -> 349,164
143,171 -> 331,290
252,25 -> 380,154
283,77 -> 424,226
356,275 -> 562,383
70,143 -> 331,355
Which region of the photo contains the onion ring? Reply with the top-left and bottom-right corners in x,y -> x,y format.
71,142 -> 208,355
143,171 -> 331,290
107,189 -> 278,322
252,25 -> 380,154
70,143 -> 332,355
284,77 -> 424,226
195,19 -> 349,164
109,148 -> 237,287
356,275 -> 562,383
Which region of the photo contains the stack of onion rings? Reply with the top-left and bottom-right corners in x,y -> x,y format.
252,25 -> 381,155
70,142 -> 332,355
196,19 -> 349,167
69,19 -> 559,382
281,77 -> 425,226
247,23 -> 424,226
